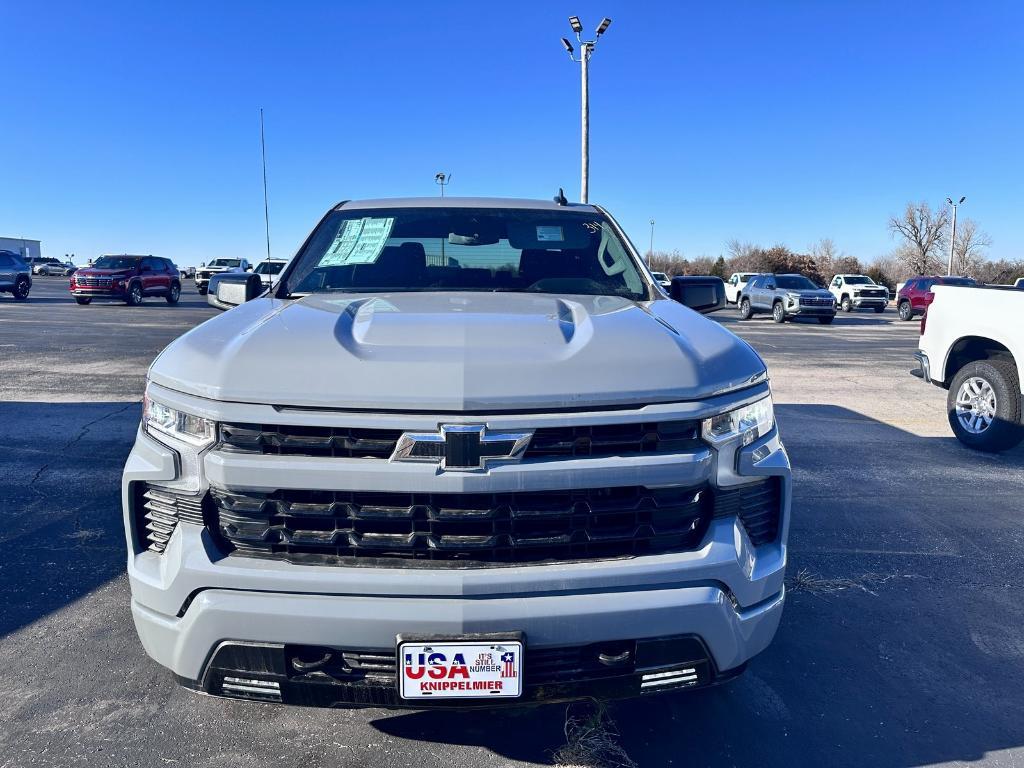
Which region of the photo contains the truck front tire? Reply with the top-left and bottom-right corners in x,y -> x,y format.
947,359 -> 1024,453
841,295 -> 853,312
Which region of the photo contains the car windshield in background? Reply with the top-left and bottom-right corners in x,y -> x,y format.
943,277 -> 977,286
284,207 -> 649,300
210,259 -> 241,268
255,262 -> 285,275
93,257 -> 140,270
844,276 -> 875,285
776,275 -> 819,290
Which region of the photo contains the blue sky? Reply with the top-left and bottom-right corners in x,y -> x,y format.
1,1 -> 1022,265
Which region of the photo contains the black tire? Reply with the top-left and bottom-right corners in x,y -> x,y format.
166,282 -> 181,305
74,297 -> 92,305
197,286 -> 208,296
738,297 -> 753,320
841,295 -> 853,312
12,276 -> 30,300
898,300 -> 913,321
126,282 -> 143,306
874,305 -> 885,314
817,315 -> 835,325
946,359 -> 1024,452
772,301 -> 786,323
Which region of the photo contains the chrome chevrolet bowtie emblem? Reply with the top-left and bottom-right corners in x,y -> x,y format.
391,425 -> 533,471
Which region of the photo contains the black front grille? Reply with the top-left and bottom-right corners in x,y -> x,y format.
858,289 -> 886,298
525,421 -> 700,458
210,485 -> 714,566
217,420 -> 701,461
219,423 -> 403,459
799,296 -> 833,307
133,483 -> 206,553
713,478 -> 782,545
77,276 -> 113,287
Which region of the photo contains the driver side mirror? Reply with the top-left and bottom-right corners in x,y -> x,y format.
208,271 -> 264,311
670,276 -> 726,314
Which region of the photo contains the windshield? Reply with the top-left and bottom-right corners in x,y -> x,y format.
942,277 -> 977,286
209,258 -> 241,268
844,276 -> 875,285
93,256 -> 140,270
776,275 -> 819,290
255,261 -> 285,275
284,207 -> 649,300
651,272 -> 668,280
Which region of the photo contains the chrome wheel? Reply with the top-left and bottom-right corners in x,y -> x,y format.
955,376 -> 997,434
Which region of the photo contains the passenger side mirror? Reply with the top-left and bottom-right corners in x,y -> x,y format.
670,276 -> 726,314
208,271 -> 264,310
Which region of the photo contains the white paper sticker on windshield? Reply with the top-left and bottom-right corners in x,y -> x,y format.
536,225 -> 564,242
319,217 -> 395,266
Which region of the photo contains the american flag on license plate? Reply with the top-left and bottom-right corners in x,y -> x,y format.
501,651 -> 517,678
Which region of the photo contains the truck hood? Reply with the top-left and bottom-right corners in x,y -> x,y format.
75,268 -> 134,278
149,292 -> 767,411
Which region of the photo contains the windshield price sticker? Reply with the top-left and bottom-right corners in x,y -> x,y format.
398,640 -> 523,699
319,217 -> 395,266
536,225 -> 564,242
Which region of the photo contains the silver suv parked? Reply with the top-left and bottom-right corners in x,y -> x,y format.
123,197 -> 790,708
738,273 -> 836,324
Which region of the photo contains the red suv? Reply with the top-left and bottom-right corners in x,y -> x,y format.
896,275 -> 977,321
71,255 -> 181,306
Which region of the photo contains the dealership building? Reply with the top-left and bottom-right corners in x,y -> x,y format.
0,237 -> 42,260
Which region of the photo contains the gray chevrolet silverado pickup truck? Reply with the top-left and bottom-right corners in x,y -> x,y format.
123,197 -> 790,708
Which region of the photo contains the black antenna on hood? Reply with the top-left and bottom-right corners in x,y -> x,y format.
260,108 -> 273,293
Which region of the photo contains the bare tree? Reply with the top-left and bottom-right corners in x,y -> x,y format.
726,239 -> 757,262
951,218 -> 992,277
888,202 -> 949,275
809,238 -> 838,264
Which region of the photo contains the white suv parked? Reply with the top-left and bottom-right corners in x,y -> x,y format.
828,274 -> 888,313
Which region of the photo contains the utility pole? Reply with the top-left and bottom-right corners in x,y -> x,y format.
561,16 -> 611,203
649,219 -> 655,260
945,196 -> 965,276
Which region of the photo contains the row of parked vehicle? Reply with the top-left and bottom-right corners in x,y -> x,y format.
0,250 -> 288,305
719,270 -> 1022,325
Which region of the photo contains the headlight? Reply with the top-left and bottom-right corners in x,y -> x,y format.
143,389 -> 215,448
702,396 -> 774,446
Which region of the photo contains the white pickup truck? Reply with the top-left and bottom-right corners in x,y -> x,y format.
913,285 -> 1023,452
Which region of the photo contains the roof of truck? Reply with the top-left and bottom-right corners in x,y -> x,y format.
336,197 -> 599,212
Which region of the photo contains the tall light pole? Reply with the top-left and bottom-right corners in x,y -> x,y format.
649,219 -> 655,261
561,16 -> 611,203
945,196 -> 965,276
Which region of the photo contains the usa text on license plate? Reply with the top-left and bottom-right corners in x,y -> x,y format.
398,640 -> 523,699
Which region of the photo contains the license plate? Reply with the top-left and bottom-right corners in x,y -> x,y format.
397,639 -> 523,699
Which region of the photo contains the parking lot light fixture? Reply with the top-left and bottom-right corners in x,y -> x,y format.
561,14 -> 613,203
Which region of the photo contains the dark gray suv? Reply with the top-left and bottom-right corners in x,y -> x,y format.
738,273 -> 836,324
0,250 -> 32,300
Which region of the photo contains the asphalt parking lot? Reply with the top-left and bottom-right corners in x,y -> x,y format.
2,278 -> 1023,768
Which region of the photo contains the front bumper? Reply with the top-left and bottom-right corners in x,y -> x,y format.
123,386 -> 791,706
851,296 -> 887,307
787,304 -> 836,317
71,288 -> 128,298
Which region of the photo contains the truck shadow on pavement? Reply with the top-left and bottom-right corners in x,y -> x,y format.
373,404 -> 1024,767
